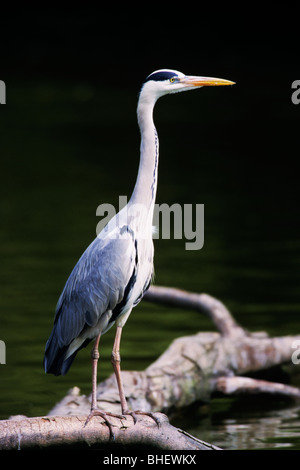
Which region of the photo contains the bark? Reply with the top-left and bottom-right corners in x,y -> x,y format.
215,376 -> 300,398
0,414 -> 220,450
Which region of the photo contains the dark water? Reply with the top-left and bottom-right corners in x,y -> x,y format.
0,78 -> 299,450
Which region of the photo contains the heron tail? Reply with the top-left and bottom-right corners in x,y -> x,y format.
43,329 -> 76,376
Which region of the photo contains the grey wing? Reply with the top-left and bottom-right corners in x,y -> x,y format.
44,233 -> 137,375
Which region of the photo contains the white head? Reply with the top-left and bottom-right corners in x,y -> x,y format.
139,68 -> 235,104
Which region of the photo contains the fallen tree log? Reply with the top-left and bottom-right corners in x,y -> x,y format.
48,286 -> 300,418
0,414 -> 219,450
1,285 -> 300,450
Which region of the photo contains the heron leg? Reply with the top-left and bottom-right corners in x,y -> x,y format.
111,325 -> 129,414
91,332 -> 101,410
85,332 -> 123,439
111,325 -> 162,427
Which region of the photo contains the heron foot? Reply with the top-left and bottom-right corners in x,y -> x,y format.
84,408 -> 124,440
121,409 -> 163,427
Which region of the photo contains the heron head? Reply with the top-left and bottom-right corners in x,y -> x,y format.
140,69 -> 235,102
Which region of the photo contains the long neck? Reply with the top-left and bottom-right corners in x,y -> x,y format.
129,96 -> 159,213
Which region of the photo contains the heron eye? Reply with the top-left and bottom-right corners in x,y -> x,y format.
169,77 -> 176,83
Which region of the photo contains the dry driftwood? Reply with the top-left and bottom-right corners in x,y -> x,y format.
1,285 -> 300,450
48,286 -> 300,418
0,414 -> 219,450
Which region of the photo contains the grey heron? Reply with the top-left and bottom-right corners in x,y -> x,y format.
44,69 -> 234,432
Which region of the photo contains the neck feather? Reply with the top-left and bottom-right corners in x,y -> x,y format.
129,96 -> 159,213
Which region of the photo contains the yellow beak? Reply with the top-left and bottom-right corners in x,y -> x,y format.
180,76 -> 235,87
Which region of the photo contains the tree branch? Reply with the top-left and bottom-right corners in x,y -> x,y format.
215,376 -> 300,398
0,414 -> 220,450
144,285 -> 245,337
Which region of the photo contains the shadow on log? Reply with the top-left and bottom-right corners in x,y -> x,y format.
1,285 -> 300,450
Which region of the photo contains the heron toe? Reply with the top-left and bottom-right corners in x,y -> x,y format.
84,408 -> 124,440
122,409 -> 163,427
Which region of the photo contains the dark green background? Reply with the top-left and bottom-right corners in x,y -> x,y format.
0,7 -> 299,449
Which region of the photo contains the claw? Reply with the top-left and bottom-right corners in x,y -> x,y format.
84,408 -> 124,440
122,409 -> 162,427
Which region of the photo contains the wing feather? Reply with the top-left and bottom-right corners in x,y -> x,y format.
44,232 -> 136,375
